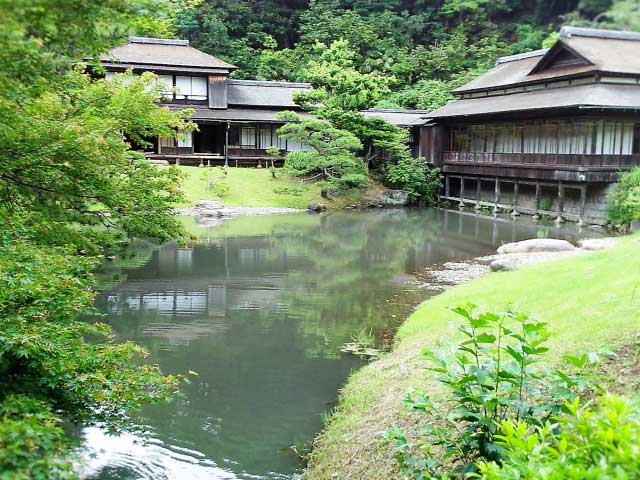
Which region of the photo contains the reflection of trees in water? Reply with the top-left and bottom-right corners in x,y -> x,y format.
263,210 -> 445,358
97,210 -> 585,363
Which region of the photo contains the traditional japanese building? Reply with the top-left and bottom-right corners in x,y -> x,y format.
99,36 -> 313,167
98,37 -> 424,168
423,27 -> 640,225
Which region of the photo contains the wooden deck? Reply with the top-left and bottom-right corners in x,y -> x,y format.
146,153 -> 283,168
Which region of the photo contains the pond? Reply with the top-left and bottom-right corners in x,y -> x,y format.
77,208 -> 596,480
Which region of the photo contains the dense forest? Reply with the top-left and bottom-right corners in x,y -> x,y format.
135,0 -> 640,110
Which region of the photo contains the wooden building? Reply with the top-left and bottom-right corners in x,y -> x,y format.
99,37 -> 313,167
98,37 -> 427,168
423,27 -> 640,225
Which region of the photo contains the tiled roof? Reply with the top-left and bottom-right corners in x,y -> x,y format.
454,27 -> 640,94
361,109 -> 431,126
428,83 -> 640,118
227,80 -> 311,108
100,37 -> 237,72
168,105 -> 311,123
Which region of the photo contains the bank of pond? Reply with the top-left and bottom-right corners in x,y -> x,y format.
77,208 -> 636,480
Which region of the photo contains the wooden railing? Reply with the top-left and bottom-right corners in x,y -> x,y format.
443,152 -> 640,169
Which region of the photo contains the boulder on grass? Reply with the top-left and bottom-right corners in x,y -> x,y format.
578,238 -> 616,250
497,238 -> 576,254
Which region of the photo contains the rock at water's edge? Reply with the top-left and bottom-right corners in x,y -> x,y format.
308,203 -> 327,212
490,258 -> 519,272
578,238 -> 617,251
380,190 -> 409,206
498,238 -> 576,254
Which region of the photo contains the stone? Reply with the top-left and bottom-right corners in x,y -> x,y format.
490,258 -> 519,272
196,200 -> 223,209
578,238 -> 616,250
380,189 -> 409,206
632,220 -> 640,233
362,200 -> 381,209
497,238 -> 576,254
308,203 -> 327,212
320,188 -> 339,200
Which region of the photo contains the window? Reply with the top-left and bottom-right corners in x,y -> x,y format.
157,74 -> 173,97
258,126 -> 273,149
241,127 -> 256,148
159,136 -> 175,150
177,130 -> 192,148
175,76 -> 208,100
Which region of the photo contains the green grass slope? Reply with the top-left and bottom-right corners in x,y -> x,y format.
306,234 -> 640,480
176,166 -> 324,209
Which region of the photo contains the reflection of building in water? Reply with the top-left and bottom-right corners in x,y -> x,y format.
177,247 -> 194,273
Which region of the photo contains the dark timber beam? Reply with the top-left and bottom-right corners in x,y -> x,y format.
224,121 -> 230,168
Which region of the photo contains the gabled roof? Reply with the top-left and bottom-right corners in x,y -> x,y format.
227,80 -> 311,109
428,83 -> 640,118
361,109 -> 431,127
454,26 -> 640,94
100,37 -> 237,73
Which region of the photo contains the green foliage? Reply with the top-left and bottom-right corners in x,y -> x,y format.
608,167 -> 640,225
277,111 -> 368,190
213,182 -> 230,197
0,220 -> 184,478
476,395 -> 640,479
384,158 -> 441,205
377,80 -> 454,110
386,304 -> 594,478
0,1 -> 194,476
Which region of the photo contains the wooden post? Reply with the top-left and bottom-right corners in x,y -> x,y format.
458,177 -> 465,207
493,177 -> 500,215
578,185 -> 587,227
475,178 -> 482,210
445,175 -> 451,199
532,182 -> 541,220
555,182 -> 565,223
511,181 -> 520,216
224,121 -> 230,168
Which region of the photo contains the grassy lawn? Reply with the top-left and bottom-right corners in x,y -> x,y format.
176,166 -> 324,209
306,234 -> 640,480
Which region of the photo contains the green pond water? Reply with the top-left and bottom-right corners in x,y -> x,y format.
77,208 -> 596,480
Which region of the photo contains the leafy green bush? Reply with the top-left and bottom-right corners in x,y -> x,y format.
384,157 -> 441,205
386,304 -> 593,478
213,182 -> 230,197
0,219 -> 185,478
608,167 -> 640,225
476,395 -> 640,479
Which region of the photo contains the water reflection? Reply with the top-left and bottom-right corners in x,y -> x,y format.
79,209 -> 596,480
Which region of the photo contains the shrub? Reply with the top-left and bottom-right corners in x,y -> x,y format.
386,304 -> 594,478
608,167 -> 640,225
476,395 -> 640,479
384,157 -> 441,205
212,182 -> 230,198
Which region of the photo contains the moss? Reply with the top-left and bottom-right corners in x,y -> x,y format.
306,234 -> 640,480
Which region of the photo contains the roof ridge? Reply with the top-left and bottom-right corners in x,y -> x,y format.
364,108 -> 431,113
560,26 -> 640,41
228,79 -> 311,88
496,49 -> 549,65
128,36 -> 189,46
